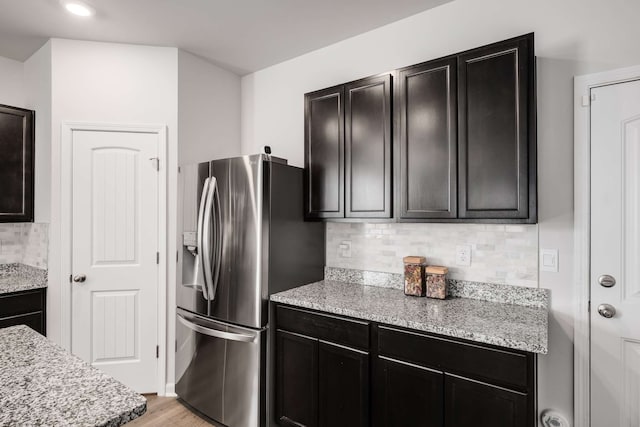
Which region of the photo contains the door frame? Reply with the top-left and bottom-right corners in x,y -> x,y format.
574,64 -> 640,427
60,122 -> 168,395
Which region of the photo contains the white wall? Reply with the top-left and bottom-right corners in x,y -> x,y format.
24,41 -> 52,223
0,55 -> 25,107
178,50 -> 241,165
46,40 -> 179,394
241,0 -> 640,424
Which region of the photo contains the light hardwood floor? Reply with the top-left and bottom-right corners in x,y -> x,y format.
128,394 -> 218,427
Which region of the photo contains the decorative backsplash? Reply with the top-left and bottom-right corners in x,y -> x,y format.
0,223 -> 49,269
326,223 -> 538,288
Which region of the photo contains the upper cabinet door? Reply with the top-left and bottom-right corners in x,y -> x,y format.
305,85 -> 345,219
0,104 -> 34,223
457,34 -> 536,221
345,74 -> 392,218
397,57 -> 457,220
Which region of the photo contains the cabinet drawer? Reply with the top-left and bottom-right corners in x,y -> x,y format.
378,325 -> 530,390
0,289 -> 45,317
0,311 -> 44,334
276,305 -> 369,350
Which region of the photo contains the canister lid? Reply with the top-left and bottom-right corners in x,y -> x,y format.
403,256 -> 426,264
426,266 -> 449,274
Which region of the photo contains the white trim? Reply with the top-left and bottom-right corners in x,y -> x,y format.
60,121 -> 168,395
573,63 -> 640,427
164,382 -> 177,397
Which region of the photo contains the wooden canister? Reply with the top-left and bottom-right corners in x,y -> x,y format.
425,266 -> 449,299
403,256 -> 427,297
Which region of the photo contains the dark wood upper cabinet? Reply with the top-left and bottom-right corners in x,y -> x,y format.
0,104 -> 34,223
397,56 -> 457,220
304,85 -> 345,219
304,33 -> 536,223
345,75 -> 392,218
305,75 -> 392,220
457,34 -> 536,221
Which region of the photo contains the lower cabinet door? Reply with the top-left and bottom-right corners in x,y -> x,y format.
318,341 -> 369,427
444,374 -> 528,427
375,356 -> 444,427
276,330 -> 319,427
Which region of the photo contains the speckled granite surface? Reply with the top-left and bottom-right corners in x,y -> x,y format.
0,264 -> 47,294
325,267 -> 549,309
0,263 -> 47,295
271,280 -> 548,354
0,325 -> 146,426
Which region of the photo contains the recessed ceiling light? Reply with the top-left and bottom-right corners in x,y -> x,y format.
61,1 -> 95,17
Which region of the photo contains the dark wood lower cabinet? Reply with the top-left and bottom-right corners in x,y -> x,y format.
276,330 -> 318,427
375,357 -> 443,427
0,288 -> 46,335
444,375 -> 528,427
318,342 -> 369,427
274,304 -> 536,427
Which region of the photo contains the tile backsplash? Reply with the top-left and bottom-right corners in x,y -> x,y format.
0,223 -> 49,269
326,222 -> 538,288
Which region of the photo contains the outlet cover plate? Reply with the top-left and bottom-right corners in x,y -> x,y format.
456,245 -> 472,266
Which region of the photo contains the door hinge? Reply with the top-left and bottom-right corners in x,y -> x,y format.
176,251 -> 179,263
581,93 -> 596,107
69,274 -> 72,283
588,300 -> 591,312
156,252 -> 160,264
178,166 -> 181,173
156,345 -> 159,358
149,157 -> 160,171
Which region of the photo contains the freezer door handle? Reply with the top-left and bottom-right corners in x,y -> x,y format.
196,177 -> 211,300
177,312 -> 256,343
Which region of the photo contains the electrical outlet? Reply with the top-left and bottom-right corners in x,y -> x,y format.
339,240 -> 352,258
456,245 -> 472,266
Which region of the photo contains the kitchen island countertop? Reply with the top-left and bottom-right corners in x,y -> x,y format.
0,325 -> 146,427
271,279 -> 548,354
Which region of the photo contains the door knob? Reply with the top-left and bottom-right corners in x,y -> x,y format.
598,274 -> 616,288
73,274 -> 86,283
597,303 -> 616,318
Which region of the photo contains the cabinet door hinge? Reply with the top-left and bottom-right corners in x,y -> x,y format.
588,300 -> 591,312
156,252 -> 160,264
69,274 -> 72,283
156,345 -> 159,358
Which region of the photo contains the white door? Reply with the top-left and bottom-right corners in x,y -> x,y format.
591,79 -> 640,426
71,128 -> 159,393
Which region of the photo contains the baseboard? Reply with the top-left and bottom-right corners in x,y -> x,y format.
164,383 -> 176,397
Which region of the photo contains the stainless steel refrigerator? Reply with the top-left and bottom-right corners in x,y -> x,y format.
176,154 -> 324,427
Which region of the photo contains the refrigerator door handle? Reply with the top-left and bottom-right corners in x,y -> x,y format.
177,312 -> 257,343
196,177 -> 211,300
201,177 -> 216,301
210,176 -> 222,301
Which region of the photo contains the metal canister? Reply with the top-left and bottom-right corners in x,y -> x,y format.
403,256 -> 427,297
425,266 -> 449,299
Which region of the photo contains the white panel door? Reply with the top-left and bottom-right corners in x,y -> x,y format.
591,80 -> 640,427
71,129 -> 159,393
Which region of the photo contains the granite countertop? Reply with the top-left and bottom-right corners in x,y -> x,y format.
0,325 -> 146,427
0,263 -> 47,294
271,279 -> 548,354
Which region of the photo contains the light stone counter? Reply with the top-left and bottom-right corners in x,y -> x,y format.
271,279 -> 548,354
0,325 -> 146,426
0,264 -> 47,295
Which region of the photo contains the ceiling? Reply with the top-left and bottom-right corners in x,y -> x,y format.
0,0 -> 451,75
